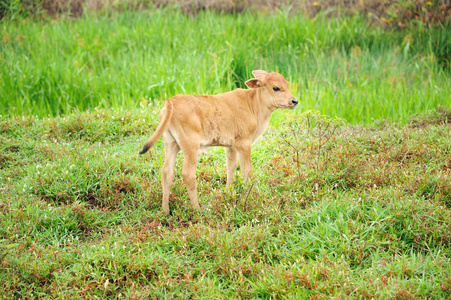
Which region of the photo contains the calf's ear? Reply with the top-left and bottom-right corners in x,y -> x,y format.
245,78 -> 261,89
252,70 -> 268,79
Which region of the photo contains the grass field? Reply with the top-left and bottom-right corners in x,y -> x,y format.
1,9 -> 450,124
1,107 -> 450,298
1,7 -> 451,299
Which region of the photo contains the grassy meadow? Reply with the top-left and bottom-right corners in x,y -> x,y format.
1,7 -> 451,299
1,107 -> 451,298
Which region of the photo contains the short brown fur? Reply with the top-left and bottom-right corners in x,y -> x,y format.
140,70 -> 298,215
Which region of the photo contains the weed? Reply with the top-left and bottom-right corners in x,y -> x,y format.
282,110 -> 344,182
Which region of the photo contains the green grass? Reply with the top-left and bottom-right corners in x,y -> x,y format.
1,107 -> 450,298
1,9 -> 450,124
1,8 -> 451,298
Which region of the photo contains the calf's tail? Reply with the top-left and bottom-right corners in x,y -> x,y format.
139,100 -> 173,155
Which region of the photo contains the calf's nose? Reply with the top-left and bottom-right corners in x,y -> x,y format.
291,98 -> 299,105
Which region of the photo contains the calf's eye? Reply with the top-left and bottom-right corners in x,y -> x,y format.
273,87 -> 280,92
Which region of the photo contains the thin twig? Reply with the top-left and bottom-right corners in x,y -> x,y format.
243,182 -> 254,211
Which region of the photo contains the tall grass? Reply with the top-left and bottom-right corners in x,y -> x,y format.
1,9 -> 450,124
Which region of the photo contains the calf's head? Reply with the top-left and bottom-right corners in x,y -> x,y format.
245,70 -> 298,110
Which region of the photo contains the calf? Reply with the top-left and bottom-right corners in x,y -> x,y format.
139,70 -> 298,215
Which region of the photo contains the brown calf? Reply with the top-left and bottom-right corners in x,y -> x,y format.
139,70 -> 298,215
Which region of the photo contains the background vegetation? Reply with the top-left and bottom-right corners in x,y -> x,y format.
1,0 -> 451,26
1,0 -> 450,298
1,8 -> 450,124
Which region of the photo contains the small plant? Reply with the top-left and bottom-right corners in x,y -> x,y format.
281,110 -> 344,183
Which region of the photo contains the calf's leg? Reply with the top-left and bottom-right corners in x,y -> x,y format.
225,147 -> 238,186
161,139 -> 180,215
181,146 -> 200,210
235,142 -> 253,182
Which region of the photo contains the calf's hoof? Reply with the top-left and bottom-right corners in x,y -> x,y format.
162,207 -> 170,216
